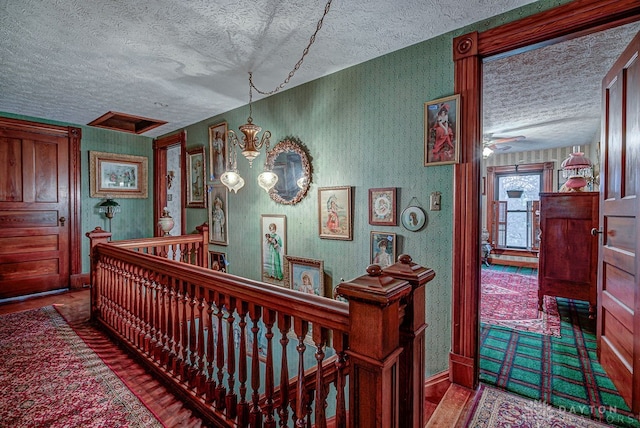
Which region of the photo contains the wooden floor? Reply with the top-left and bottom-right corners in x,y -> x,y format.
0,289 -> 206,427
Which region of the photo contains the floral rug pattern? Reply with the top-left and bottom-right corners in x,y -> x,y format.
0,306 -> 162,427
481,269 -> 561,337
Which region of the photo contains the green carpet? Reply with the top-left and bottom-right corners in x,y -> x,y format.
480,297 -> 639,427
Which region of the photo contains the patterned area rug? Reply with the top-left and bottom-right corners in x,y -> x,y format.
0,306 -> 162,427
466,384 -> 612,427
482,268 -> 561,337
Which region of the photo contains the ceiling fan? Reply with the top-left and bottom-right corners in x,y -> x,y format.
483,134 -> 526,154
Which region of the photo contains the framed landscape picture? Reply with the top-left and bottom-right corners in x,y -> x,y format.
284,256 -> 325,296
424,94 -> 460,166
208,122 -> 228,181
318,186 -> 353,240
89,151 -> 148,198
368,187 -> 397,226
186,146 -> 206,208
261,214 -> 287,286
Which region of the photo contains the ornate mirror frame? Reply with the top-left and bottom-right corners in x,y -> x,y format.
265,138 -> 312,205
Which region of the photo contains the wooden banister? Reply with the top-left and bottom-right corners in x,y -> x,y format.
87,230 -> 435,427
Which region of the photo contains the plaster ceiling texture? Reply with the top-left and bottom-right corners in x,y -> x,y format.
0,0 -> 637,153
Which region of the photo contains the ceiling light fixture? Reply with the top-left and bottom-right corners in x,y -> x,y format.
222,0 -> 333,194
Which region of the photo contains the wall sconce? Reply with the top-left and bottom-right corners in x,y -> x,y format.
98,198 -> 121,232
167,170 -> 175,189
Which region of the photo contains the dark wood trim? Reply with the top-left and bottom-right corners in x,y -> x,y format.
451,0 -> 640,390
153,131 -> 187,236
70,273 -> 90,289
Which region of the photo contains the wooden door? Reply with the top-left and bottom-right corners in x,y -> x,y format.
598,30 -> 640,412
0,126 -> 71,298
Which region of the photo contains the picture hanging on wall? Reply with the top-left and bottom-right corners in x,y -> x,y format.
209,250 -> 228,272
186,146 -> 206,208
261,214 -> 287,286
318,186 -> 353,240
208,183 -> 228,245
284,256 -> 325,296
89,151 -> 148,198
208,122 -> 228,182
401,205 -> 426,232
368,187 -> 397,226
424,94 -> 460,166
370,231 -> 397,268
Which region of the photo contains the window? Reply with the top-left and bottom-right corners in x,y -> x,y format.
486,163 -> 553,252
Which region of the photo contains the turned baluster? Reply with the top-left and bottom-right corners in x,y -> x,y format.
153,276 -> 165,362
166,277 -> 177,371
313,327 -> 328,428
332,333 -> 348,428
196,294 -> 207,396
263,309 -> 277,428
179,285 -> 190,380
236,302 -> 249,427
159,279 -> 170,366
225,296 -> 238,419
249,304 -> 263,428
277,314 -> 292,427
168,282 -> 181,376
215,297 -> 227,410
142,275 -> 153,354
205,290 -> 217,403
293,319 -> 309,428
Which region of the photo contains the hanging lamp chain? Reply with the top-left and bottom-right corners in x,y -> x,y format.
249,0 -> 333,97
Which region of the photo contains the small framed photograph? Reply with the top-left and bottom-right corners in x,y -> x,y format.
208,183 -> 228,245
209,251 -> 227,272
89,151 -> 148,198
186,147 -> 206,208
209,122 -> 228,181
318,186 -> 353,240
261,214 -> 287,285
284,256 -> 325,296
401,206 -> 426,232
424,94 -> 460,166
368,187 -> 397,226
370,231 -> 397,268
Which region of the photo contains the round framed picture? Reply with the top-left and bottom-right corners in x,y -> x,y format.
401,206 -> 426,231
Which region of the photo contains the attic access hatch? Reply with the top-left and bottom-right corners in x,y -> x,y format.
88,111 -> 167,134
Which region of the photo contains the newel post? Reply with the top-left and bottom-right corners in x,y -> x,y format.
195,222 -> 209,268
85,226 -> 112,320
384,254 -> 436,428
336,264 -> 412,428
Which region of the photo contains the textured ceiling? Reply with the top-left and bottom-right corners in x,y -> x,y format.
483,21 -> 640,153
0,1 -> 637,152
0,0 -> 538,138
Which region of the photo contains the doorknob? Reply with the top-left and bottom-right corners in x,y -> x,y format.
590,228 -> 603,236
59,217 -> 66,226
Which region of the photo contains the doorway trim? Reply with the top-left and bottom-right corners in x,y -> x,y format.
449,0 -> 640,388
153,131 -> 187,236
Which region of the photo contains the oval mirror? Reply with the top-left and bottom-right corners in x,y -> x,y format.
265,138 -> 312,205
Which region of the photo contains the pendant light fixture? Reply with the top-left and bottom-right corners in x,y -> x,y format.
222,0 -> 333,194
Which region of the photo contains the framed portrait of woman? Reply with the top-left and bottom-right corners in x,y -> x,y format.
318,186 -> 353,240
208,183 -> 228,245
261,214 -> 287,286
424,94 -> 460,166
401,206 -> 426,232
186,147 -> 206,208
370,232 -> 397,268
208,122 -> 228,182
369,187 -> 397,226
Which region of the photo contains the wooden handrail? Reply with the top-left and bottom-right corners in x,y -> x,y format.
87,229 -> 434,428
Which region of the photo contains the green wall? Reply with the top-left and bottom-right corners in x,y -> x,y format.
2,0 -> 571,377
0,111 -> 154,274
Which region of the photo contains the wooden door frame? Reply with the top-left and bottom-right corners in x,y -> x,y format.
153,131 -> 187,236
450,0 -> 640,388
0,117 -> 83,288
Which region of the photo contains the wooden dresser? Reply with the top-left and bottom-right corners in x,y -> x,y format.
537,192 -> 599,317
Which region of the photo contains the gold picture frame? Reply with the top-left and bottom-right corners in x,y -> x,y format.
318,186 -> 353,240
208,122 -> 228,182
89,151 -> 148,198
186,146 -> 206,208
424,94 -> 460,166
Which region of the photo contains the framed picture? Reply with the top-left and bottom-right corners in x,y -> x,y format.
318,186 -> 353,240
424,94 -> 460,166
209,122 -> 228,181
208,183 -> 228,245
284,256 -> 325,296
401,206 -> 426,232
368,187 -> 397,226
186,147 -> 206,208
370,231 -> 397,268
261,214 -> 287,286
89,151 -> 148,198
209,251 -> 228,272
